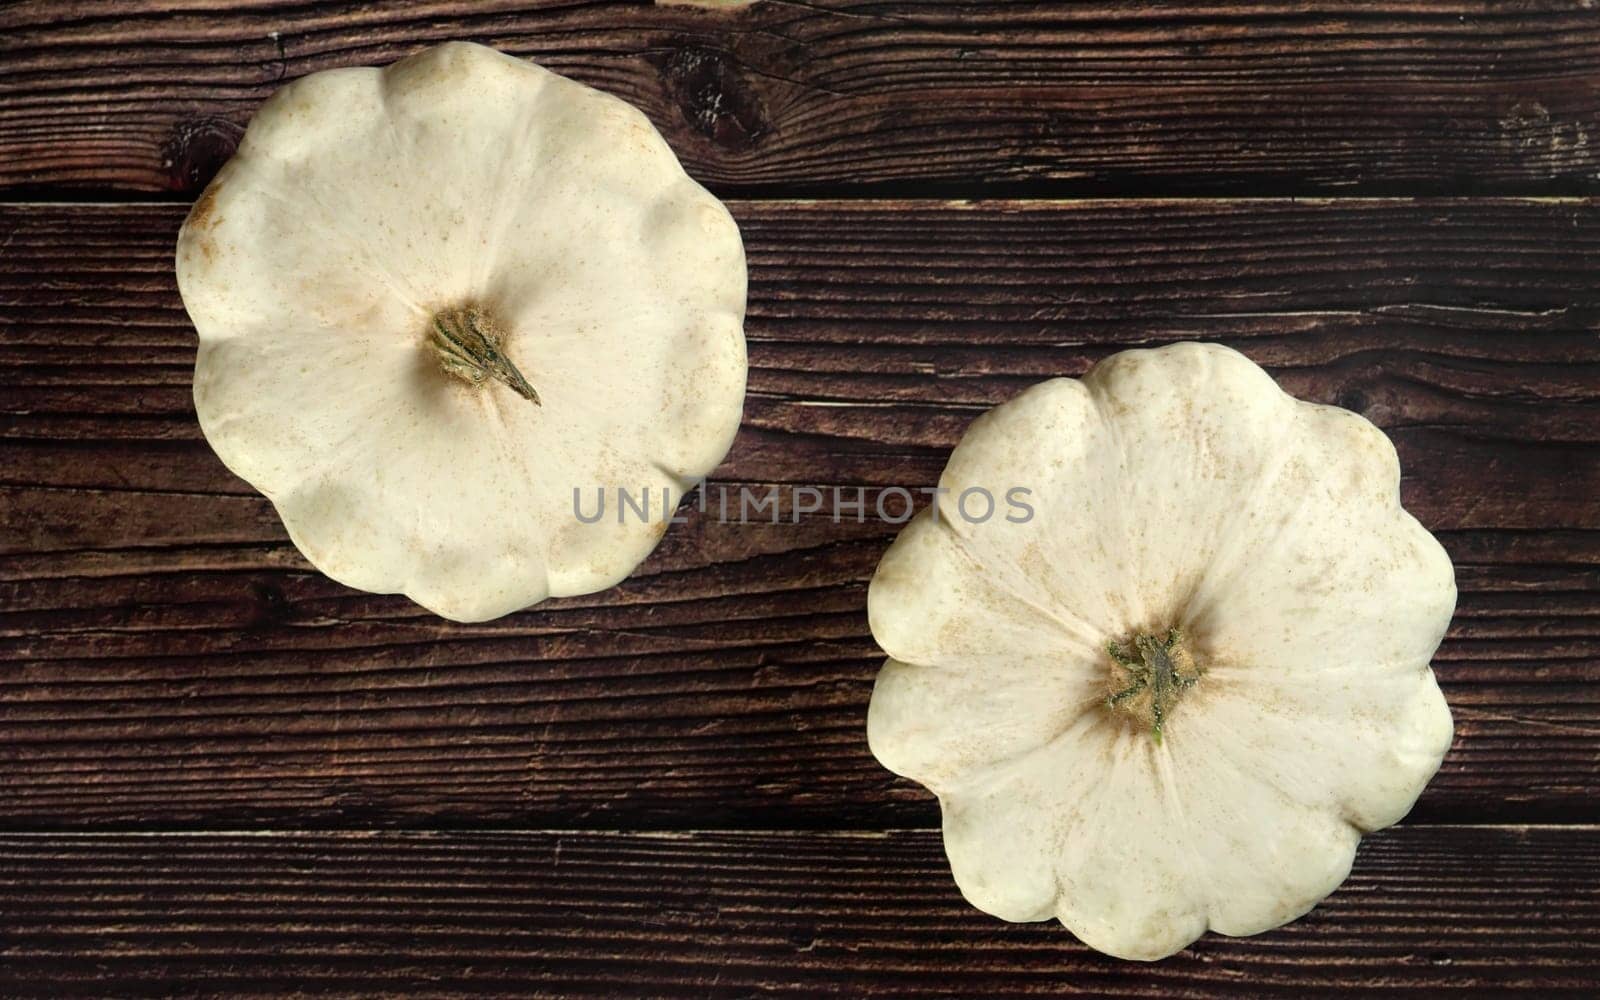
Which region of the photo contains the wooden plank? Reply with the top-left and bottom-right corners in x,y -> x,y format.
4,2 -> 1600,197
0,826 -> 1594,997
1,199 -> 1597,828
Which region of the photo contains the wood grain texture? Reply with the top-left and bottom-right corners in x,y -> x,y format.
5,1 -> 1600,197
1,198 -> 1596,829
0,826 -> 1596,998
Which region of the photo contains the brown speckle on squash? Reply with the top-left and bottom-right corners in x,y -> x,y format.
188,186 -> 221,231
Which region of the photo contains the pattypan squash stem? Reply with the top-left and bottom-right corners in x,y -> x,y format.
1106,626 -> 1201,744
429,305 -> 540,405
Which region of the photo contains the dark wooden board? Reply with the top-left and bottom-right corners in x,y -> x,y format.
0,826 -> 1595,998
5,1 -> 1600,198
3,3 -> 1598,991
2,198 -> 1596,829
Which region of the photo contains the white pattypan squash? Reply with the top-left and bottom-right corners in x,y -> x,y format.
176,42 -> 747,622
867,342 -> 1455,960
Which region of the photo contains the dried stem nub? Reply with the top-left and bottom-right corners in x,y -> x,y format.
429,306 -> 539,405
1106,626 -> 1201,744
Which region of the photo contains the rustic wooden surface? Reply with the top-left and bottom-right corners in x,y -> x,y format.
3,198 -> 1599,832
5,1 -> 1600,197
2,1 -> 1599,996
0,826 -> 1596,999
